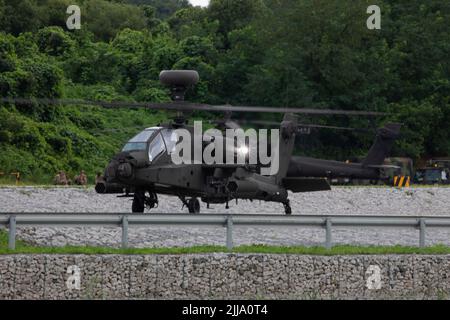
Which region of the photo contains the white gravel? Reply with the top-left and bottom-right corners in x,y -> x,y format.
1,186 -> 449,248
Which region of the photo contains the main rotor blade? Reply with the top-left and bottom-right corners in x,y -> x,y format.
204,105 -> 385,116
299,124 -> 373,132
0,97 -> 386,117
238,119 -> 373,132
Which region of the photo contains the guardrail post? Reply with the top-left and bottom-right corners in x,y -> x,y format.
325,218 -> 332,250
8,215 -> 16,250
226,216 -> 233,250
121,215 -> 129,249
419,218 -> 426,248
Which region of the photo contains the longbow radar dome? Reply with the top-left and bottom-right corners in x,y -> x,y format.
160,70 -> 199,101
159,70 -> 199,87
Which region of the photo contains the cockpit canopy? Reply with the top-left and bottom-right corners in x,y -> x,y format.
122,128 -> 178,162
122,129 -> 155,152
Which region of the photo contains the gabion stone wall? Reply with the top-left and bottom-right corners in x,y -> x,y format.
0,254 -> 449,299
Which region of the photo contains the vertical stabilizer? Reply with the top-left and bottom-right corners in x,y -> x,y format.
274,113 -> 297,183
362,123 -> 402,167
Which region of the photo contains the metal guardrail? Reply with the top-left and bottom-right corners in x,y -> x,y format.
1,213 -> 450,250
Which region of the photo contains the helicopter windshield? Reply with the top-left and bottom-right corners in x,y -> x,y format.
161,129 -> 178,154
148,133 -> 166,162
122,129 -> 156,152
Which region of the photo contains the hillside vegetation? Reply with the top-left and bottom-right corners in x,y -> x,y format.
0,0 -> 449,183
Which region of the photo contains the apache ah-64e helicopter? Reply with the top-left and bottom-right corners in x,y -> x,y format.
91,70 -> 401,214
2,70 -> 401,214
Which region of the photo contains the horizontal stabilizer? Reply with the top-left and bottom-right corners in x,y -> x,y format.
282,177 -> 331,193
366,165 -> 401,169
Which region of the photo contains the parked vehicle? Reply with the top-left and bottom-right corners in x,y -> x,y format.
414,159 -> 450,185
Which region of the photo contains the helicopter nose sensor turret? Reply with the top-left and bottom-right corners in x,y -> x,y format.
159,70 -> 199,101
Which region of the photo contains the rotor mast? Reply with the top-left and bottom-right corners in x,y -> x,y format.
159,70 -> 200,126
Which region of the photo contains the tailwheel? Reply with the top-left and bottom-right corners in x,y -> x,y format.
187,198 -> 200,214
283,200 -> 292,215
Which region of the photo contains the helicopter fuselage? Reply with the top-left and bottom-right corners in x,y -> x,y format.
95,119 -> 402,214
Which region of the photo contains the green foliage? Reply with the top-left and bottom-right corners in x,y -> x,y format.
0,0 -> 449,182
209,0 -> 264,44
0,0 -> 148,41
0,0 -> 41,36
84,0 -> 147,41
126,0 -> 190,19
168,6 -> 218,40
0,104 -> 167,183
132,84 -> 170,102
36,26 -> 75,56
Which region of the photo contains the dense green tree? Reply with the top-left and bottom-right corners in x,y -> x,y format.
168,6 -> 219,40
83,0 -> 147,41
0,0 -> 40,35
126,0 -> 190,18
1,0 -> 449,182
0,0 -> 150,41
36,26 -> 75,56
208,0 -> 264,43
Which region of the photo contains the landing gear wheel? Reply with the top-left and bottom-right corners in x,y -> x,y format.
283,201 -> 292,215
132,190 -> 145,213
145,192 -> 158,209
187,198 -> 200,214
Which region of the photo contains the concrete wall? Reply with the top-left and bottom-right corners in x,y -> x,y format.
0,254 -> 449,299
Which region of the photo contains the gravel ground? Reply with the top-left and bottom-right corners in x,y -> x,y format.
0,186 -> 449,248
